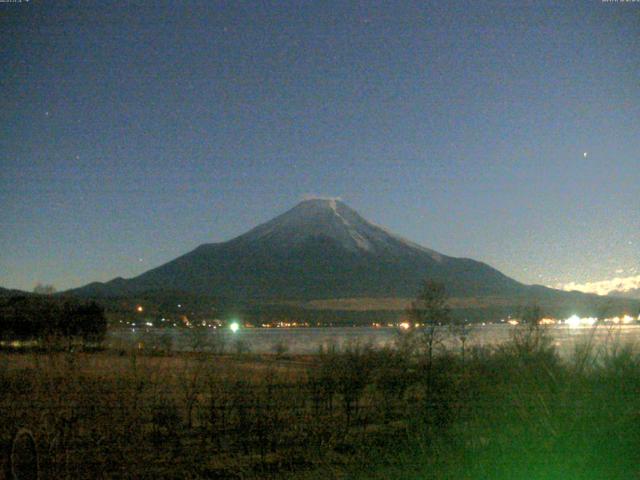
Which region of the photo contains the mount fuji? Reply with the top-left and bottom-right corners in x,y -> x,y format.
69,199 -> 638,317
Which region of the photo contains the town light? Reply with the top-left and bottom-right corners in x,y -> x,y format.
566,315 -> 581,328
229,321 -> 240,333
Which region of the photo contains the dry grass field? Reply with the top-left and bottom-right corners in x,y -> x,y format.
2,327 -> 640,479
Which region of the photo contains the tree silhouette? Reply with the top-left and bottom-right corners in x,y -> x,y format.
406,280 -> 451,385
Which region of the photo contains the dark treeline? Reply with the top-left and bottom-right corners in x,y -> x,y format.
0,295 -> 107,343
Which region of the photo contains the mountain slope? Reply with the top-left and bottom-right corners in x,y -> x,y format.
609,288 -> 640,300
0,287 -> 31,298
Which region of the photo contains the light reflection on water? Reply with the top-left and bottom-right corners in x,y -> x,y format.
108,324 -> 640,357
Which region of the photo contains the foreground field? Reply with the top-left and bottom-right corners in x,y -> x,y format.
2,328 -> 640,479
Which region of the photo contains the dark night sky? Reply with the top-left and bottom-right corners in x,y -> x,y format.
1,0 -> 638,293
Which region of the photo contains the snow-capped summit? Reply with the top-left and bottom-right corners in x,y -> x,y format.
234,198 -> 444,262
236,198 -> 374,251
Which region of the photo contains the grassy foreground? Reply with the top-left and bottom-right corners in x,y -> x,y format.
1,326 -> 640,479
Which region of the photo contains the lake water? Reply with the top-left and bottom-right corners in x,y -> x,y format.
108,324 -> 640,358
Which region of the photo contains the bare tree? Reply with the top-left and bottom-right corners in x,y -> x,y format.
449,317 -> 473,365
509,304 -> 555,365
406,280 -> 451,385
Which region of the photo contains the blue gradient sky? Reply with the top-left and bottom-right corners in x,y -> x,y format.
1,0 -> 638,292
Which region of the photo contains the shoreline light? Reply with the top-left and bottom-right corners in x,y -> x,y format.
565,315 -> 597,328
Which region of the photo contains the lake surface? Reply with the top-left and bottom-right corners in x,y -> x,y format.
108,324 -> 640,358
